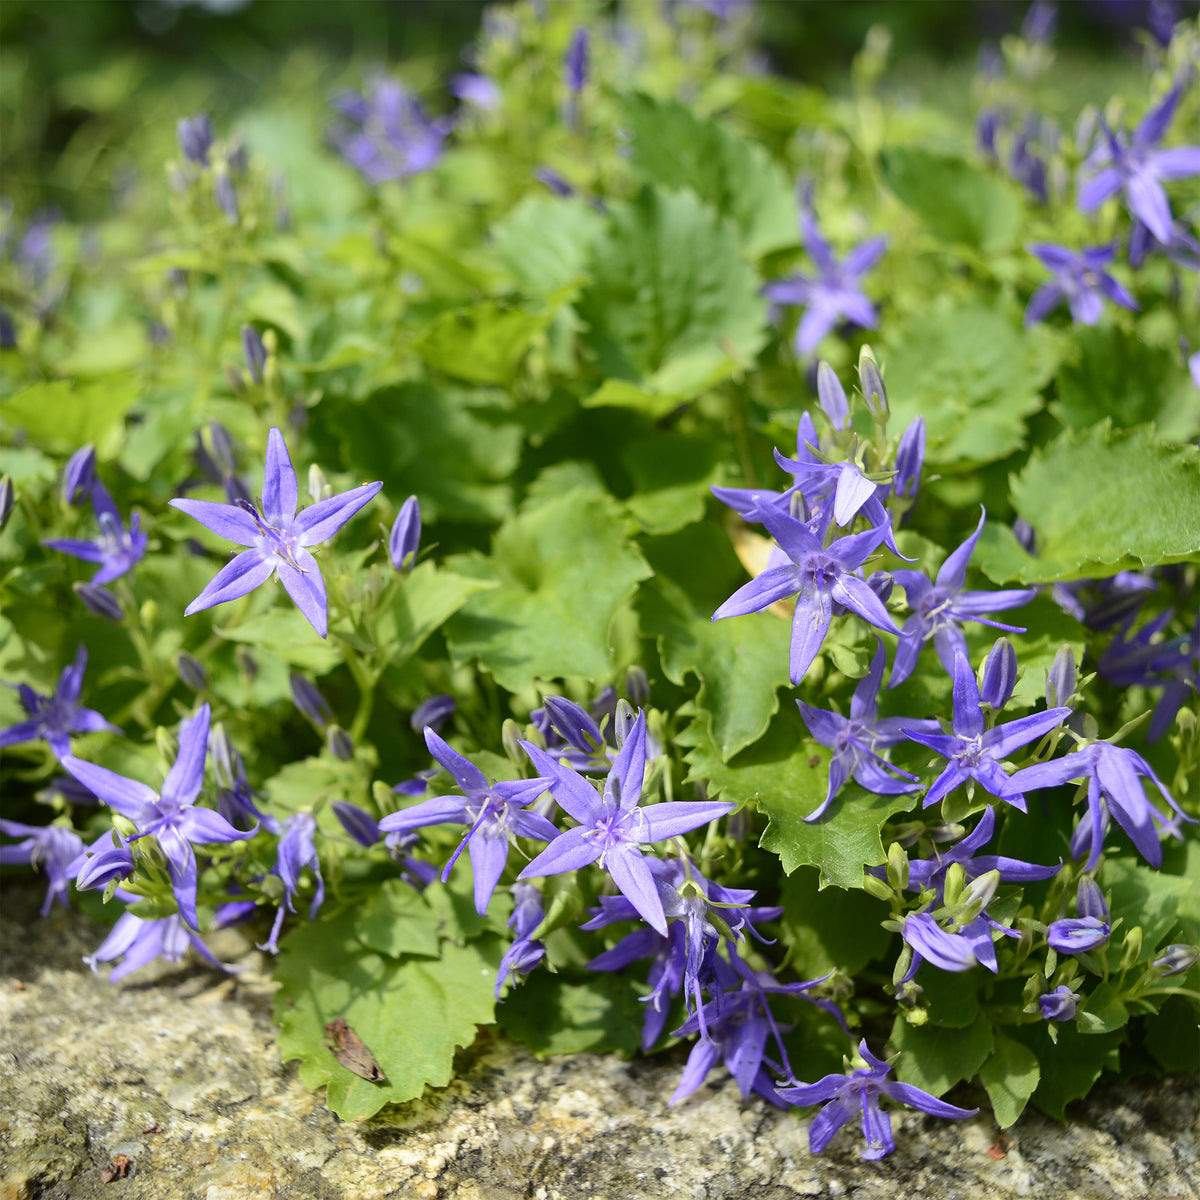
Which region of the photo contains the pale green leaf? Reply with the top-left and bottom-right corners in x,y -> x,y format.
980,1031 -> 1041,1128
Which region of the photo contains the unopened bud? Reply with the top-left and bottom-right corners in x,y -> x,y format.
235,647 -> 258,680
0,475 -> 12,531
388,495 -> 421,570
177,113 -> 214,165
816,361 -> 850,430
886,841 -> 910,891
1046,644 -> 1076,708
958,868 -> 1000,924
290,672 -> 332,727
61,444 -> 96,506
308,463 -> 331,504
857,346 -> 888,417
980,638 -> 1018,709
614,699 -> 636,748
893,416 -> 925,500
943,861 -> 967,908
140,600 -> 158,629
624,665 -> 650,707
501,718 -> 524,767
1119,925 -> 1144,971
214,169 -> 239,223
1151,943 -> 1199,977
863,872 -> 895,903
155,725 -> 178,765
411,694 -> 455,734
177,652 -> 208,692
326,725 -> 354,761
74,583 -> 124,621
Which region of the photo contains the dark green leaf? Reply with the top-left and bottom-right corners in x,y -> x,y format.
1011,1025 -> 1121,1120
778,867 -> 891,979
414,302 -> 551,386
498,969 -> 644,1058
979,1031 -> 1040,1129
890,1013 -> 995,1096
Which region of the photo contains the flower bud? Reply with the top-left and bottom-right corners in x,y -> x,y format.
177,652 -> 208,692
543,695 -> 604,754
1077,877 -> 1108,922
857,346 -> 888,417
241,324 -> 267,384
1119,925 -> 1144,971
893,416 -> 925,500
1038,984 -> 1080,1022
74,583 -> 125,621
326,725 -> 355,761
980,637 -> 1018,709
816,361 -> 850,430
943,861 -> 967,908
61,444 -> 96,506
1046,644 -> 1076,708
866,570 -> 894,605
624,665 -> 650,707
389,496 -> 421,570
863,872 -> 895,903
614,699 -> 636,748
290,672 -> 332,727
155,725 -> 178,765
1151,943 -> 1199,977
411,694 -> 455,734
307,463 -> 331,505
1012,517 -> 1038,554
564,27 -> 589,93
501,718 -> 525,767
214,169 -> 239,224
236,647 -> 258,680
332,801 -> 380,847
886,841 -> 910,891
958,868 -> 1000,924
177,113 -> 214,165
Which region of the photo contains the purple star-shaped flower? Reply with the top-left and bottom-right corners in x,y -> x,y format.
44,480 -> 148,585
762,186 -> 887,355
518,712 -> 733,936
0,820 -> 85,915
890,508 -> 1036,688
1,645 -> 121,760
1078,83 -> 1200,244
797,639 -> 939,822
713,504 -> 898,686
169,427 -> 382,638
330,77 -> 452,184
777,1039 -> 978,1159
903,651 -> 1072,812
1008,737 -> 1191,869
1023,243 -> 1138,327
378,728 -> 558,915
61,704 -> 255,928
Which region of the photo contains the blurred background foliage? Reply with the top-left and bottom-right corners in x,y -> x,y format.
2,0 -> 1184,223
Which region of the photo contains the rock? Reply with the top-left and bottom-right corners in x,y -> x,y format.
1,885 -> 1196,1200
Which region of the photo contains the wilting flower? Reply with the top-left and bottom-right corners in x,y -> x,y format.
762,184 -> 887,355
62,704 -> 255,927
0,820 -> 85,914
169,427 -> 382,638
777,1040 -> 978,1159
903,650 -> 1072,812
494,882 -> 547,997
379,728 -> 557,915
69,828 -> 136,893
1,645 -> 121,759
44,480 -> 148,585
260,812 -> 324,954
519,712 -> 733,935
84,899 -> 235,982
1023,244 -> 1138,327
330,77 -> 452,184
1078,83 -> 1200,244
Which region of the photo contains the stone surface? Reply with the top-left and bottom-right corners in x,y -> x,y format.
1,885 -> 1197,1200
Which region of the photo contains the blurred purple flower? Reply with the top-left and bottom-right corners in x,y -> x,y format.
1024,243 -> 1138,327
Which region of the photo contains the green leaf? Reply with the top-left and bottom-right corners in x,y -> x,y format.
975,425 -> 1200,583
1144,995 -> 1200,1074
778,868 -> 891,979
621,431 -> 722,534
491,195 -> 604,294
273,906 -> 501,1120
890,1013 -> 995,1096
578,186 -> 766,401
1052,325 -> 1200,443
1079,981 -> 1129,1035
376,561 -> 497,667
640,523 -> 792,759
445,487 -> 652,691
354,879 -> 444,960
917,966 -> 981,1028
882,300 -> 1058,466
1011,1025 -> 1121,1120
620,92 -> 797,257
414,302 -> 551,386
215,609 -> 343,674
312,384 -> 521,523
0,378 -> 139,453
498,969 -> 644,1058
880,146 -> 1022,250
682,705 -> 919,888
1101,854 -> 1193,956
979,1031 -> 1041,1129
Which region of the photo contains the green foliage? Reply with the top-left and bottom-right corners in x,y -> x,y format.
976,425 -> 1200,583
979,1032 -> 1041,1129
445,485 -> 652,690
415,302 -> 552,385
499,970 -> 645,1058
891,1014 -> 995,1097
273,900 -> 502,1121
577,186 -> 767,403
880,146 -> 1022,250
778,867 -> 892,978
620,92 -> 797,257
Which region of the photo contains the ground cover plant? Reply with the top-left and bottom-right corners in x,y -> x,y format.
2,0 -> 1198,1162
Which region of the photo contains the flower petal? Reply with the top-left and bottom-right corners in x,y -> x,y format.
277,549 -> 329,637
60,756 -> 158,820
262,427 -> 299,526
168,498 -> 262,546
296,481 -> 384,546
185,550 -> 276,616
606,847 -> 667,936
162,704 -> 211,807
